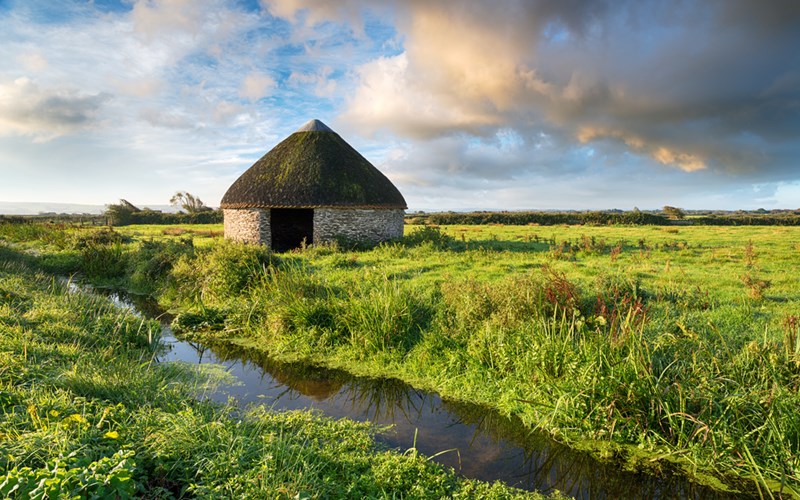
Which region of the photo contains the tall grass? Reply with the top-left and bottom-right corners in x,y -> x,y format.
0,245 -> 544,499
173,232 -> 798,495
6,222 -> 800,496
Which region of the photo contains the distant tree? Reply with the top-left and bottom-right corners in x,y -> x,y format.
170,191 -> 212,214
104,199 -> 140,226
662,205 -> 686,220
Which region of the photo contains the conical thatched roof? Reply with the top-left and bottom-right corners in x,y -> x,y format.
221,119 -> 407,209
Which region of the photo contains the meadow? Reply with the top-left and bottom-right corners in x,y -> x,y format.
1,220 -> 798,497
0,241 -> 543,498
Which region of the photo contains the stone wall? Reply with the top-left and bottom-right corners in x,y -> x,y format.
224,207 -> 405,247
313,208 -> 404,244
223,208 -> 270,245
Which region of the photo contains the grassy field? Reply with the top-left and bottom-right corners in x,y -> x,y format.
0,243 -> 544,498
1,220 -> 798,497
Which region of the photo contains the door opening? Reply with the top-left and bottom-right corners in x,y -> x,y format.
270,209 -> 313,252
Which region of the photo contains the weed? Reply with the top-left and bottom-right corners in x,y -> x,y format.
169,241 -> 276,303
610,243 -> 623,262
781,314 -> 799,365
171,308 -> 226,336
549,240 -> 576,261
743,240 -> 756,268
128,238 -> 194,294
655,284 -> 715,311
343,276 -> 431,355
73,227 -> 127,249
741,273 -> 771,301
540,265 -> 581,317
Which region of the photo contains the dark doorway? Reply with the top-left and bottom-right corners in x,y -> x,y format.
271,209 -> 313,252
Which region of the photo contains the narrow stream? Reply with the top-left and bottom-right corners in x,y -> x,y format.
105,289 -> 739,499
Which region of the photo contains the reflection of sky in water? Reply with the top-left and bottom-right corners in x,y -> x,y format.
92,287 -> 734,499
157,331 -> 732,499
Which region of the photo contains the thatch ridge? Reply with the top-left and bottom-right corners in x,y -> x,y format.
221,123 -> 407,210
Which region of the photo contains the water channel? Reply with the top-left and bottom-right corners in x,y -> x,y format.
103,288 -> 742,499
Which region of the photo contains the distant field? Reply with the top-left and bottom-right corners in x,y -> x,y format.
117,223 -> 224,247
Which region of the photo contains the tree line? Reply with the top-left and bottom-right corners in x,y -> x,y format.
105,192 -> 222,226
409,210 -> 800,226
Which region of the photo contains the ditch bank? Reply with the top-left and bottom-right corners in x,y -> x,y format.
102,287 -> 739,499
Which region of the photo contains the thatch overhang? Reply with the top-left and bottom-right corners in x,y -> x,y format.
221,119 -> 407,210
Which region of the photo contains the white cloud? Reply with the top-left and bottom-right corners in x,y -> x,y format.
341,53 -> 502,138
0,77 -> 110,141
239,72 -> 276,101
131,0 -> 211,40
18,52 -> 48,72
1,0 -> 798,210
288,66 -> 337,97
263,0 -> 382,34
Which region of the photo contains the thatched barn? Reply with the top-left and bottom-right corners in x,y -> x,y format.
220,119 -> 407,251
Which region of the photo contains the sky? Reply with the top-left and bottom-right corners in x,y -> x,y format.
1,0 -> 799,211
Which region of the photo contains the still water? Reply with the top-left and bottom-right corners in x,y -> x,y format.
108,289 -> 739,499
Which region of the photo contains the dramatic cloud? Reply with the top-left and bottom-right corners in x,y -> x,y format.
1,0 -> 798,210
271,0 -> 800,183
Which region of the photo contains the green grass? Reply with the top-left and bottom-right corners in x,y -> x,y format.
0,245 -> 548,499
2,220 -> 799,497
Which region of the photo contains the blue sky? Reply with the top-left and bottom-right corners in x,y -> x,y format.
1,0 -> 799,211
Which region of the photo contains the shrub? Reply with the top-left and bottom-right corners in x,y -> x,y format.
170,242 -> 277,304
426,211 -> 670,226
128,239 -> 195,294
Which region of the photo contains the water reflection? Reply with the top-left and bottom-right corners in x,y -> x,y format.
97,287 -> 743,499
157,335 -> 737,499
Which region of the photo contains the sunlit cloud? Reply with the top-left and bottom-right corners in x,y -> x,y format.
274,0 -> 800,183
0,0 -> 798,210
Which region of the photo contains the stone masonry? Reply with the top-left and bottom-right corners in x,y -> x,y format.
224,207 -> 404,247
313,208 -> 404,244
223,208 -> 270,245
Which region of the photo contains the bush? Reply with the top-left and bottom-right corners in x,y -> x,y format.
425,211 -> 670,226
128,239 -> 195,294
170,242 -> 276,303
108,209 -> 223,226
